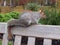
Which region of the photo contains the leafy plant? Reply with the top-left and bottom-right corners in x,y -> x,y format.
39,8 -> 60,25
25,3 -> 40,11
9,12 -> 20,19
0,12 -> 20,22
0,14 -> 12,22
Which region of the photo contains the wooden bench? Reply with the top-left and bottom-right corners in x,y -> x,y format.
0,23 -> 8,45
11,25 -> 60,45
1,24 -> 60,45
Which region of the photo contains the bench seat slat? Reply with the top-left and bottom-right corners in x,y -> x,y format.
2,34 -> 8,45
14,36 -> 22,45
43,39 -> 52,45
27,37 -> 35,45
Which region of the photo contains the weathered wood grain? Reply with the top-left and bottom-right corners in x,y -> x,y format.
14,36 -> 22,45
0,23 -> 7,33
43,39 -> 52,45
27,37 -> 35,45
11,25 -> 60,40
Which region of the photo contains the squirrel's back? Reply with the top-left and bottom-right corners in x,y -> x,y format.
19,12 -> 41,25
8,11 -> 46,27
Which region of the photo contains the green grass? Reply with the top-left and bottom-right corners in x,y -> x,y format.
8,41 -> 12,45
0,40 -> 12,45
0,40 -> 2,45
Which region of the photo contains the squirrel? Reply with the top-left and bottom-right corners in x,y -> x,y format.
8,10 -> 46,41
8,10 -> 46,27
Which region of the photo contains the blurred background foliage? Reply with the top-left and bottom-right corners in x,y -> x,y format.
0,12 -> 20,22
0,0 -> 60,25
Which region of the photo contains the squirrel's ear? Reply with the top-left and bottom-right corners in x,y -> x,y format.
38,10 -> 42,13
38,10 -> 44,15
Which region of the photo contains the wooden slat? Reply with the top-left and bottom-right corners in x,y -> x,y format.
43,39 -> 52,45
14,36 -> 22,45
0,23 -> 7,33
11,25 -> 60,40
2,33 -> 8,45
27,37 -> 35,45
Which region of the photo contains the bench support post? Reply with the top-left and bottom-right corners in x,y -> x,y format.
43,39 -> 52,45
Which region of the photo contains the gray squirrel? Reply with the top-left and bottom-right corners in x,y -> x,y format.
8,10 -> 46,40
8,10 -> 46,27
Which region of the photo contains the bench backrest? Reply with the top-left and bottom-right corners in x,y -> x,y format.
0,24 -> 60,45
11,25 -> 60,45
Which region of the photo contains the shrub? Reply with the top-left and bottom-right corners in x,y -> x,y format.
0,12 -> 20,22
25,3 -> 40,11
0,14 -> 12,22
39,8 -> 60,25
9,12 -> 20,19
